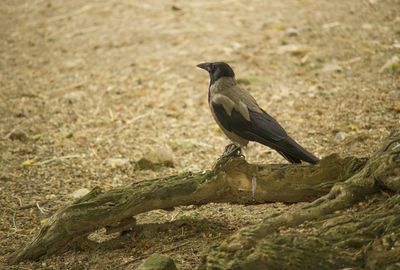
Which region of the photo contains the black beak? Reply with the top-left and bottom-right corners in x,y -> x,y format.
196,62 -> 211,72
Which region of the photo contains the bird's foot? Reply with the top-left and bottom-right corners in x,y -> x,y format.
221,144 -> 242,159
213,144 -> 245,171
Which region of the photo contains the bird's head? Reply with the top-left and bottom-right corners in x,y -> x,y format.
196,62 -> 235,86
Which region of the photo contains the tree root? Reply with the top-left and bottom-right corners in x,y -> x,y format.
8,153 -> 364,264
200,129 -> 400,270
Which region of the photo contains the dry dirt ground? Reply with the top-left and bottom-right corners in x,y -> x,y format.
1,0 -> 400,269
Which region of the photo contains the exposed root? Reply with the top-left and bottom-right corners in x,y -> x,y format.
200,129 -> 400,269
8,154 -> 363,264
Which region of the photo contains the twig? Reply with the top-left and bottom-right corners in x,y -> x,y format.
16,196 -> 23,207
340,57 -> 362,66
50,81 -> 87,97
126,111 -> 155,125
19,200 -> 49,210
36,203 -> 47,214
65,26 -> 99,39
116,254 -> 147,269
47,4 -> 94,23
12,212 -> 17,230
37,154 -> 82,165
170,210 -> 181,222
9,232 -> 30,238
161,241 -> 191,253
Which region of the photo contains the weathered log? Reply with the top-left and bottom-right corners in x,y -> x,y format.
199,130 -> 400,269
9,153 -> 365,264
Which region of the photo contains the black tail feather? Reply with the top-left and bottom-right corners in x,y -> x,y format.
277,151 -> 302,164
258,136 -> 319,164
277,137 -> 319,164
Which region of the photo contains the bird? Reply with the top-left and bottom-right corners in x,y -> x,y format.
196,62 -> 319,164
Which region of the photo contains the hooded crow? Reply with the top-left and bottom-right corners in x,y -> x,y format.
197,62 -> 319,164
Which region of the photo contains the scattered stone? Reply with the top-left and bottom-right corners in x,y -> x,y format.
277,44 -> 309,57
284,27 -> 299,37
380,55 -> 400,73
137,253 -> 177,270
392,43 -> 400,49
45,194 -> 57,200
322,22 -> 341,29
361,23 -> 373,30
63,91 -> 87,103
390,102 -> 400,113
137,145 -> 175,170
8,129 -> 28,142
70,188 -> 90,199
334,132 -> 347,143
106,158 -> 129,168
171,5 -> 181,11
31,133 -> 42,141
14,112 -> 26,118
387,91 -> 400,100
63,58 -> 84,70
321,63 -> 343,73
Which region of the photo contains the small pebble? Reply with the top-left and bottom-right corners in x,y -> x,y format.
8,129 -> 28,142
277,44 -> 309,57
63,91 -> 87,103
321,63 -> 343,73
284,27 -> 299,37
70,188 -> 90,199
137,145 -> 175,170
380,55 -> 400,73
106,158 -> 129,168
334,132 -> 347,143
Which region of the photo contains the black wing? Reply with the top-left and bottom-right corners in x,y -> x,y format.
212,102 -> 319,164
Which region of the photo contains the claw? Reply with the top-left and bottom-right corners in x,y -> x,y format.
220,144 -> 241,159
213,144 -> 245,171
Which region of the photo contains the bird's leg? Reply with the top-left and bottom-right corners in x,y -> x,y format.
213,144 -> 244,171
221,143 -> 242,159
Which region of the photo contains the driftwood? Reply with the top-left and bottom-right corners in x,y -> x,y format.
8,129 -> 400,269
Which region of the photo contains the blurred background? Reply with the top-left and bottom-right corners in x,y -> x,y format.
1,0 -> 399,269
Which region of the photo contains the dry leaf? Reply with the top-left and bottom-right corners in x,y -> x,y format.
391,102 -> 400,112
21,157 -> 37,167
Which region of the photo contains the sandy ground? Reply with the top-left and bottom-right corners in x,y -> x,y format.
1,0 -> 399,269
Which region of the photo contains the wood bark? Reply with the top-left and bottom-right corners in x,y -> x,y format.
9,153 -> 365,264
199,129 -> 400,270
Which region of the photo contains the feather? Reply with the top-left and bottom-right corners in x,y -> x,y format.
211,101 -> 318,164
